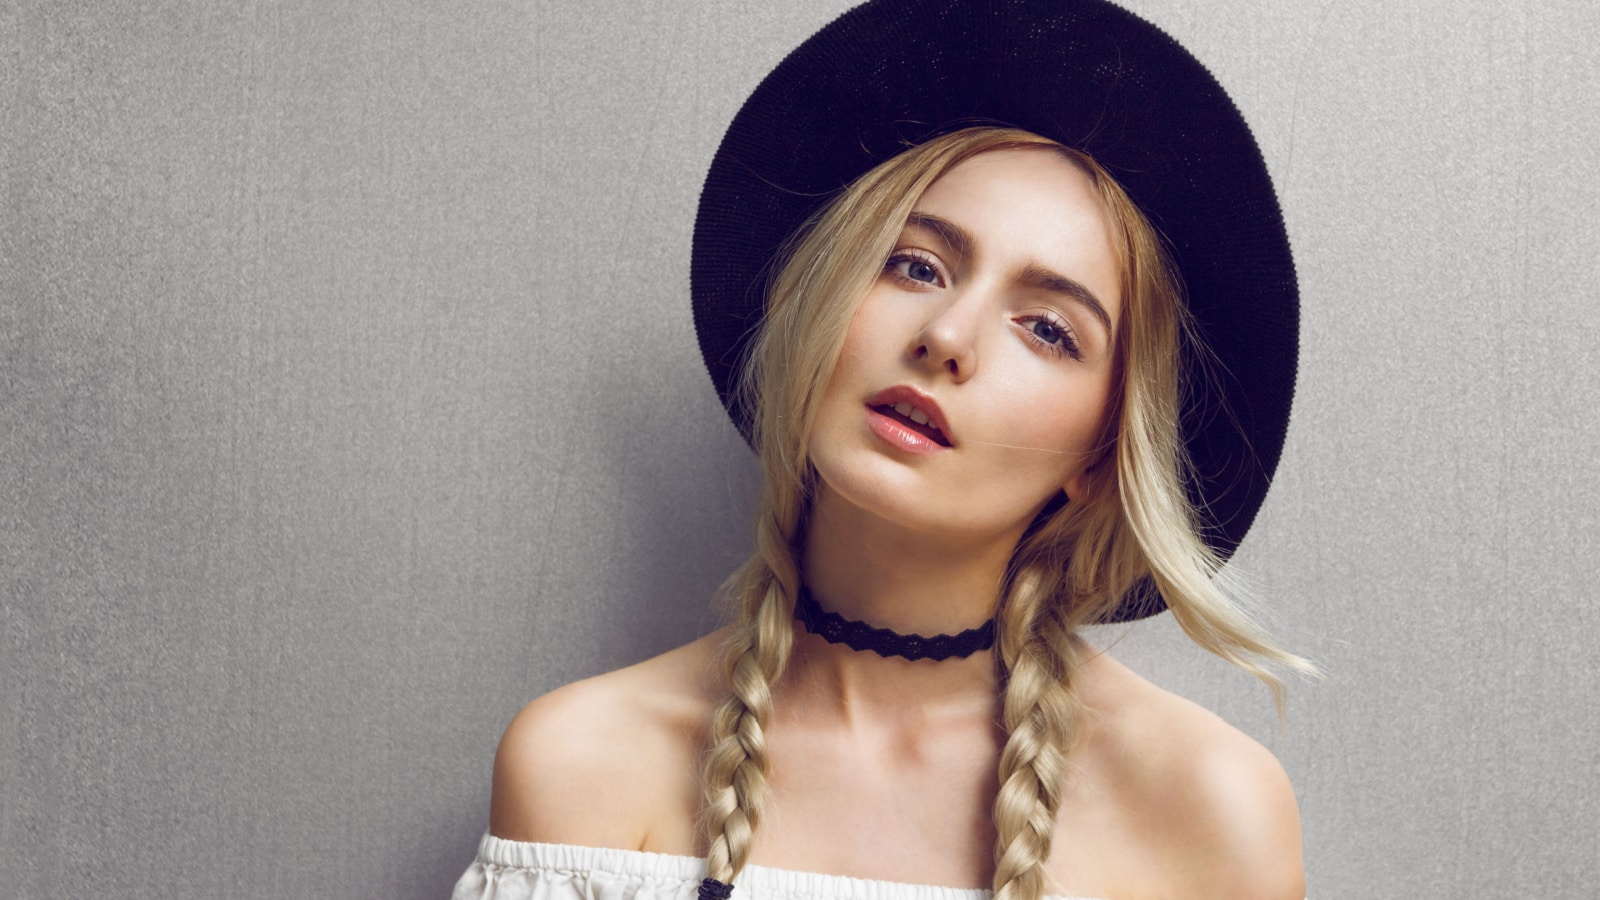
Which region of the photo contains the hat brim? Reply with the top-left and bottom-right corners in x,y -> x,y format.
691,0 -> 1298,622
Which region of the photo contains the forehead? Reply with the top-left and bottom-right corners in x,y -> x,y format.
915,148 -> 1111,236
910,147 -> 1123,310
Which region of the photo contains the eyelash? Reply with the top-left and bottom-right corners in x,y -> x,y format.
1018,313 -> 1082,360
884,250 -> 947,288
883,249 -> 1083,361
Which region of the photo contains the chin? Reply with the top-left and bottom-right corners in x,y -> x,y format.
810,459 -> 1045,546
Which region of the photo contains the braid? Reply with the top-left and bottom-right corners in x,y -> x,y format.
701,493 -> 803,884
991,567 -> 1080,900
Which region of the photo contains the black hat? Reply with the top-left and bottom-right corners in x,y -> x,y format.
691,0 -> 1298,622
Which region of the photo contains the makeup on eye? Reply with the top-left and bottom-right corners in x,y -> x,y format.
1017,313 -> 1082,360
884,249 -> 947,287
882,247 -> 1091,361
894,212 -> 1112,347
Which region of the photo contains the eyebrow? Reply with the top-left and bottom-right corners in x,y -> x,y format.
1018,263 -> 1113,338
903,211 -> 1113,338
905,211 -> 974,261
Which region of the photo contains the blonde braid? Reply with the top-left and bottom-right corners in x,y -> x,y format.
991,567 -> 1080,900
701,490 -> 804,884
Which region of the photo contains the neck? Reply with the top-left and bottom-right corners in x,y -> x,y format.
802,484 -> 1020,633
781,483 -> 1022,716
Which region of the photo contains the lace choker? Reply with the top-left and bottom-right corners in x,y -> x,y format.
793,588 -> 996,661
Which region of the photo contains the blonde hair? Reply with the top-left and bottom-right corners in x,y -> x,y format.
700,127 -> 1312,899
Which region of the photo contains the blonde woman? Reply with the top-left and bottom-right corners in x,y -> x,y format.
456,2 -> 1311,899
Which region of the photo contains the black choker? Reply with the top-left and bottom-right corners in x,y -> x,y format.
794,588 -> 995,661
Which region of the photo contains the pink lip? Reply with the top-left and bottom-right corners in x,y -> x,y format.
864,385 -> 956,454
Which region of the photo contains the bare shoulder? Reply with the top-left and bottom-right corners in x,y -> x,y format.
1072,646 -> 1305,900
489,631 -> 724,852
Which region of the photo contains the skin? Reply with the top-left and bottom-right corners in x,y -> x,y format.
802,149 -> 1121,638
490,150 -> 1306,899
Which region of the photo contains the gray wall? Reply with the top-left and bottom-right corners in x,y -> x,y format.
3,0 -> 1595,897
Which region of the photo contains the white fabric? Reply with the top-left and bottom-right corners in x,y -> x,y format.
451,834 -> 1104,900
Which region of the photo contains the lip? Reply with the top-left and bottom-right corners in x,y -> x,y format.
864,385 -> 956,451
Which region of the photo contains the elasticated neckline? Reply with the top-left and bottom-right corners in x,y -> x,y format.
472,834 -> 1104,900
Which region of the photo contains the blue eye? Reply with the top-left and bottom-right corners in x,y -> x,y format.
886,252 -> 945,287
1020,315 -> 1082,360
904,260 -> 938,283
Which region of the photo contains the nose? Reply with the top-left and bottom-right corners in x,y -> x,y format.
908,292 -> 981,381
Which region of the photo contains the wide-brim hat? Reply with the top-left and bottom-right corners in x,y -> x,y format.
691,0 -> 1298,622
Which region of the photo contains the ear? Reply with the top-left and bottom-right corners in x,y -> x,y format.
1063,464 -> 1094,505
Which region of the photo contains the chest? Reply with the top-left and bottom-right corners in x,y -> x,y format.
748,715 -> 1003,888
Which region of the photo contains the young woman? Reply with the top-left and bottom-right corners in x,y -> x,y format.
456,3 -> 1312,899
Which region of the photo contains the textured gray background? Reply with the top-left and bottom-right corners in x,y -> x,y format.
3,0 -> 1597,897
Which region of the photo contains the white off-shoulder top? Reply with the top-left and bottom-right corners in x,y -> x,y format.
452,834 -> 1105,900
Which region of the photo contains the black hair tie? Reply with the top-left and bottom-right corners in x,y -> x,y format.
698,878 -> 735,900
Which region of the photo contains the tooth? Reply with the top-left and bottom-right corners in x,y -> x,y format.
894,402 -> 913,417
909,408 -> 930,426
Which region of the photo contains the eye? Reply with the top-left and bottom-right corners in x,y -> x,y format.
885,251 -> 946,288
1019,314 -> 1082,360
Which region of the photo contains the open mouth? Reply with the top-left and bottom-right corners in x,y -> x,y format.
872,402 -> 951,447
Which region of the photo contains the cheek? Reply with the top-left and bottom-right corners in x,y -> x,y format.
819,291 -> 896,401
1000,359 -> 1112,438
987,372 -> 1115,479
810,297 -> 884,450
829,322 -> 872,388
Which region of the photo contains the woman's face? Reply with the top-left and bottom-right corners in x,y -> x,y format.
808,148 -> 1123,542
